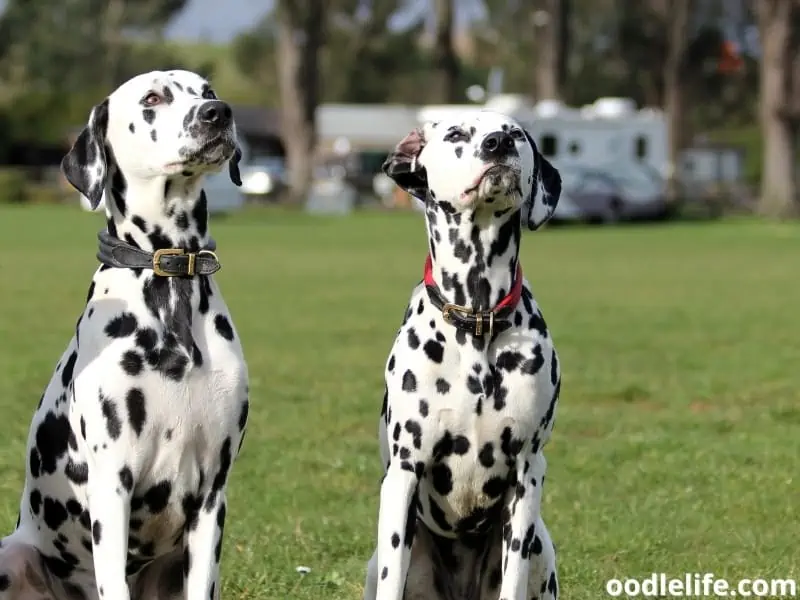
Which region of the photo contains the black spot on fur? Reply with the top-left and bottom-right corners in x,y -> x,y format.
143,109 -> 155,125
407,328 -> 420,349
404,420 -> 422,449
176,211 -> 189,230
30,489 -> 42,514
423,340 -> 444,363
119,466 -> 134,492
143,480 -> 172,513
126,388 -> 147,436
105,313 -> 138,338
92,520 -> 102,544
35,412 -> 71,476
120,351 -> 143,376
483,476 -> 506,498
100,393 -> 122,440
419,399 -> 429,417
402,369 -> 417,392
43,497 -> 68,530
205,437 -> 232,511
478,443 -> 495,467
61,352 -> 77,387
214,314 -> 234,341
65,459 -> 88,484
193,190 -> 209,238
131,215 -> 148,233
403,488 -> 418,547
431,463 -> 453,495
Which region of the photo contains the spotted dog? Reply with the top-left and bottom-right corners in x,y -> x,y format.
363,111 -> 563,600
0,70 -> 248,600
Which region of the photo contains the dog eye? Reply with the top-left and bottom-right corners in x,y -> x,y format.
202,88 -> 217,100
444,130 -> 468,143
143,92 -> 161,106
510,129 -> 525,140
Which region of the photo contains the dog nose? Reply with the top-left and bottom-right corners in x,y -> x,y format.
481,131 -> 516,159
198,101 -> 233,127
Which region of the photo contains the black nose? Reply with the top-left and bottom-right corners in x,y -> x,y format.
481,131 -> 517,159
198,100 -> 233,127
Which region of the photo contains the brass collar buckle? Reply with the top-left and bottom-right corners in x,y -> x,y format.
441,303 -> 496,337
152,248 -> 184,277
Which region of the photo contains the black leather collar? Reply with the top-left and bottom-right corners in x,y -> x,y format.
97,230 -> 221,277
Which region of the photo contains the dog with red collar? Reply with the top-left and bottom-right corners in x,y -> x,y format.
363,110 -> 563,600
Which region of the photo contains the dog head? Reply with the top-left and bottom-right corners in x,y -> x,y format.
382,110 -> 561,230
61,69 -> 242,210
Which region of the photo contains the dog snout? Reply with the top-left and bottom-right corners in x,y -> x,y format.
198,100 -> 233,128
481,131 -> 517,160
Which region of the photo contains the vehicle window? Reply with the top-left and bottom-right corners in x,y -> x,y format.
634,136 -> 648,160
540,134 -> 558,158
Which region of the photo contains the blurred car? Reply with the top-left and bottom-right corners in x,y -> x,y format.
238,156 -> 288,201
553,164 -> 667,223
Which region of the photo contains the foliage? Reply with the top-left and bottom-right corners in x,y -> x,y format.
0,168 -> 28,203
0,206 -> 798,597
0,0 -> 190,148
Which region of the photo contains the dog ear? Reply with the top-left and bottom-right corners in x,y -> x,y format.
522,130 -> 562,231
382,127 -> 428,200
228,145 -> 242,187
61,99 -> 110,210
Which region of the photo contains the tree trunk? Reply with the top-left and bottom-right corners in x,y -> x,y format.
661,0 -> 690,204
756,0 -> 800,218
276,1 -> 324,204
532,0 -> 570,101
432,0 -> 459,103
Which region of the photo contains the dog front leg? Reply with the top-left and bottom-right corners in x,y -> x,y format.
499,451 -> 551,600
88,476 -> 132,600
375,465 -> 418,600
183,492 -> 226,600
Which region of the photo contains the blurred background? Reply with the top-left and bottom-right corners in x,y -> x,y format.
0,4 -> 799,598
0,0 -> 798,222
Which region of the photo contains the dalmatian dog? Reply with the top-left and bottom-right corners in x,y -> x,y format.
363,110 -> 563,600
0,70 -> 249,600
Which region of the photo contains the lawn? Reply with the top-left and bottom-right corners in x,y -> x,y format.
0,205 -> 798,599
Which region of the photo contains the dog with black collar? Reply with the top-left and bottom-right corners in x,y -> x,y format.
363,110 -> 563,600
0,70 -> 248,600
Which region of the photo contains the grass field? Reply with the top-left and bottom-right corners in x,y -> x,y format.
0,205 -> 798,599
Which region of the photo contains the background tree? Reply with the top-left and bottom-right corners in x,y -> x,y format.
755,0 -> 800,218
324,0 -> 426,103
275,0 -> 326,204
431,0 -> 460,103
531,0 -> 570,101
0,0 -> 189,146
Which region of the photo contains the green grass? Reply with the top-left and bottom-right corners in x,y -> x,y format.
0,205 -> 798,599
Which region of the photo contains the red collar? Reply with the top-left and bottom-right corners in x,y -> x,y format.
423,254 -> 524,313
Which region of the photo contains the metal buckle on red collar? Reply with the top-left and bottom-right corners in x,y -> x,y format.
441,303 -> 496,337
